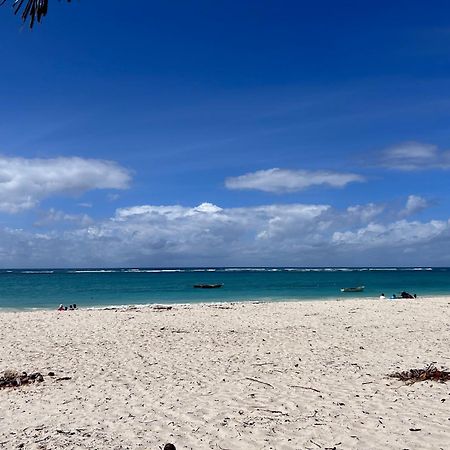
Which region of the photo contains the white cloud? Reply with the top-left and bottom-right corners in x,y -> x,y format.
1,200 -> 449,267
332,219 -> 448,248
380,141 -> 450,170
346,203 -> 385,222
193,202 -> 223,213
114,204 -> 222,221
399,195 -> 430,218
112,202 -> 330,257
0,156 -> 131,213
225,168 -> 365,193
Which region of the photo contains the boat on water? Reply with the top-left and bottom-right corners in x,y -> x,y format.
193,283 -> 224,289
340,286 -> 365,293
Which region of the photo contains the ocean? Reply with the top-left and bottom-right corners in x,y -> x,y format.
0,267 -> 449,310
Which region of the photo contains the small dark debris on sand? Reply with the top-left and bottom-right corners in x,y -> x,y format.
389,363 -> 450,384
152,305 -> 173,311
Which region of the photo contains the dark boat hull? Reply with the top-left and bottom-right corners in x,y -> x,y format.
193,284 -> 224,289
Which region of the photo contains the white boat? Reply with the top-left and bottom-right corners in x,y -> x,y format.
340,286 -> 365,293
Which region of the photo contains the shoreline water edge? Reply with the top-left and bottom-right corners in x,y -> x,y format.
0,293 -> 448,313
1,267 -> 450,310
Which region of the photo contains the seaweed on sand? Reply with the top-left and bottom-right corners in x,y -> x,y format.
0,369 -> 44,388
389,363 -> 450,384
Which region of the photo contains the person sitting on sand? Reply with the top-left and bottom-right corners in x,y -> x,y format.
379,293 -> 386,299
69,304 -> 74,310
57,304 -> 65,311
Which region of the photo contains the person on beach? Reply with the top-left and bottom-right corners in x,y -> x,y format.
57,304 -> 65,311
379,293 -> 386,299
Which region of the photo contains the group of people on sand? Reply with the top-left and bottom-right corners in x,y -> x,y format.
57,304 -> 77,311
379,292 -> 417,300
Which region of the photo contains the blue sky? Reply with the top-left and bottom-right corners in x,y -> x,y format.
1,0 -> 450,267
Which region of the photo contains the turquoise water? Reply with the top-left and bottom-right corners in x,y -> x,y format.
0,267 -> 449,310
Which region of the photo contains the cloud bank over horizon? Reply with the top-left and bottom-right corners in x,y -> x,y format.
0,197 -> 448,268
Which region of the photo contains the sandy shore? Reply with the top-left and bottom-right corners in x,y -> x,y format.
0,297 -> 449,450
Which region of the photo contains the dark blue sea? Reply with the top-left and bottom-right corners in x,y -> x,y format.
0,267 -> 449,310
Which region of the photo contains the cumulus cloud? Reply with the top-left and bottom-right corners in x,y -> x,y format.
225,168 -> 365,193
1,200 -> 449,267
0,156 -> 131,213
346,203 -> 385,222
109,202 -> 331,262
115,202 -> 223,221
380,142 -> 450,170
399,195 -> 430,218
332,219 -> 447,248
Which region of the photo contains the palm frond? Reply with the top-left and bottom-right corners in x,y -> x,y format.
0,0 -> 71,28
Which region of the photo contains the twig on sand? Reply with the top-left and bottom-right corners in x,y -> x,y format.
289,385 -> 321,393
245,377 -> 274,388
258,408 -> 288,416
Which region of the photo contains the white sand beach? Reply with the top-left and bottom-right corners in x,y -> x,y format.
0,297 -> 449,449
